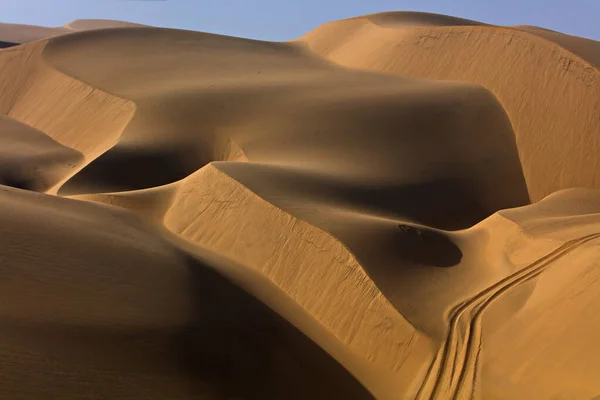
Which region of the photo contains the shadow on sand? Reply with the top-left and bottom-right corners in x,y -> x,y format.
176,252 -> 374,399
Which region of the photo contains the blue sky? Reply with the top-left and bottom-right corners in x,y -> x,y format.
1,0 -> 598,41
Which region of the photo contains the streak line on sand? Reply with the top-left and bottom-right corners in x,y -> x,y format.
416,233 -> 600,400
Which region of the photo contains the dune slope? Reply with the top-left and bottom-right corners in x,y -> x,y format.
0,116 -> 83,191
296,12 -> 600,202
0,19 -> 146,44
0,185 -> 372,399
41,27 -> 529,229
0,41 -> 135,193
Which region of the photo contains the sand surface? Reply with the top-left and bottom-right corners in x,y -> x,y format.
0,12 -> 599,399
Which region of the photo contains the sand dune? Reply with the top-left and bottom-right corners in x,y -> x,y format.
0,116 -> 82,191
0,41 -> 134,193
39,27 -> 528,227
0,23 -> 69,43
297,11 -> 599,202
512,25 -> 600,67
351,11 -> 488,28
0,185 -> 371,399
0,19 -> 146,44
1,11 -> 599,400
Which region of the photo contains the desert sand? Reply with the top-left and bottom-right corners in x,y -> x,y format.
0,12 -> 599,400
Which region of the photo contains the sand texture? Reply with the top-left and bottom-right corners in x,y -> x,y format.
0,11 -> 599,399
297,11 -> 600,202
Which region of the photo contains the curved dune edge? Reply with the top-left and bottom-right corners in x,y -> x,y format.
0,23 -> 70,44
63,20 -> 149,31
0,19 -> 146,45
295,19 -> 599,202
38,26 -> 529,220
0,41 -> 135,193
164,163 -> 600,399
512,25 -> 600,67
69,183 -> 181,221
66,138 -> 248,220
474,190 -> 600,399
0,115 -> 83,191
0,184 -> 377,399
63,162 -> 600,399
358,11 -> 488,28
162,163 -> 435,398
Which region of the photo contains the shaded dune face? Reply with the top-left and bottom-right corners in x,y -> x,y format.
180,254 -> 375,400
210,161 -> 468,339
296,11 -> 600,201
58,144 -> 207,195
0,41 -> 18,49
393,224 -> 462,267
44,27 -> 528,229
0,186 -> 373,400
0,116 -> 83,191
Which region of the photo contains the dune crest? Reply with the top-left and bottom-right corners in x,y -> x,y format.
357,11 -> 487,28
0,40 -> 134,193
0,19 -> 146,45
1,11 -> 600,399
296,12 -> 599,202
63,19 -> 148,31
0,116 -> 83,191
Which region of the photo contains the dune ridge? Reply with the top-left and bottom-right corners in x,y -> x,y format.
0,23 -> 70,43
0,19 -> 146,44
0,11 -> 599,399
0,115 -> 83,191
63,20 -> 148,31
296,12 -> 599,202
0,40 -> 135,192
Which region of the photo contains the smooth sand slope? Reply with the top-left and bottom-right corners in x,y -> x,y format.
297,11 -> 600,202
0,12 -> 599,400
0,185 -> 371,399
0,116 -> 82,191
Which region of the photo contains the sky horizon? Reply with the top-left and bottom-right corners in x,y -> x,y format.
1,0 -> 599,41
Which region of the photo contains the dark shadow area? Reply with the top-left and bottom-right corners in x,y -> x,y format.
0,161 -> 80,193
177,252 -> 374,399
0,41 -> 19,49
0,116 -> 83,193
214,162 -> 466,337
216,161 -> 500,230
395,224 -> 463,267
59,144 -> 212,195
318,220 -> 464,338
0,175 -> 35,191
331,179 -> 491,230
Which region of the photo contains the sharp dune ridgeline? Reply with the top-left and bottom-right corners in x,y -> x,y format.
0,11 -> 599,400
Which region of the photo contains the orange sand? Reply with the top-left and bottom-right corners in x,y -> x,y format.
0,13 -> 599,399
